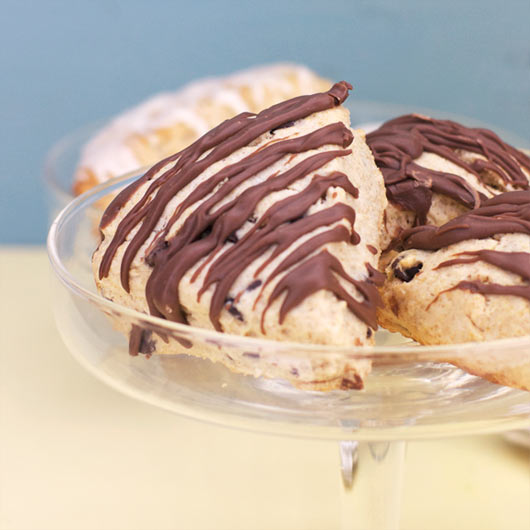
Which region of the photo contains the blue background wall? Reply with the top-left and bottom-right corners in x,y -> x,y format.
2,0 -> 530,244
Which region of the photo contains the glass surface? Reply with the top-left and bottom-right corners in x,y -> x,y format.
47,171 -> 530,442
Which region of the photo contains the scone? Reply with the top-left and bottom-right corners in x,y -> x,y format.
366,114 -> 530,250
93,81 -> 388,391
74,63 -> 330,195
378,191 -> 530,390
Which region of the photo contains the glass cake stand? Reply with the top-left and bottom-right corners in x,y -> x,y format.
47,172 -> 530,530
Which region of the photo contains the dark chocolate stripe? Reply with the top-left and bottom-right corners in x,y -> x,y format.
98,82 -> 383,342
145,152 -> 354,323
434,249 -> 530,302
435,250 -> 530,281
401,191 -> 530,304
263,250 -> 381,330
401,191 -> 530,250
196,173 -> 360,330
366,114 -> 530,223
435,281 -> 530,304
99,82 -> 352,285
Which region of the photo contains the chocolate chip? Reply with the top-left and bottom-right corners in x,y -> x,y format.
247,279 -> 262,291
243,352 -> 260,359
366,328 -> 373,338
396,264 -> 422,282
270,120 -> 295,134
225,298 -> 244,321
392,258 -> 423,282
196,225 -> 212,240
248,216 -> 257,224
290,367 -> 299,376
225,232 -> 238,244
228,305 -> 244,321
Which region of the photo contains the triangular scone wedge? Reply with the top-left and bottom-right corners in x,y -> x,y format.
378,191 -> 530,391
93,82 -> 387,391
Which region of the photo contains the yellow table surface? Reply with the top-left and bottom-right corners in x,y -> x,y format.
1,247 -> 529,530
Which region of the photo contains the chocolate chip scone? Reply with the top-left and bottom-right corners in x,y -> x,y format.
93,82 -> 387,391
378,191 -> 530,390
366,115 -> 530,250
75,63 -> 330,195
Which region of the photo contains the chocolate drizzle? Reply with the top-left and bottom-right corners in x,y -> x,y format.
401,191 -> 530,250
98,82 -> 383,346
366,114 -> 530,224
434,250 -> 530,301
399,190 -> 530,302
440,280 -> 530,302
435,250 -> 530,280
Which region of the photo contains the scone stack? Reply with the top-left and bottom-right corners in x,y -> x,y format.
92,81 -> 530,392
93,82 -> 387,391
369,115 -> 530,390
